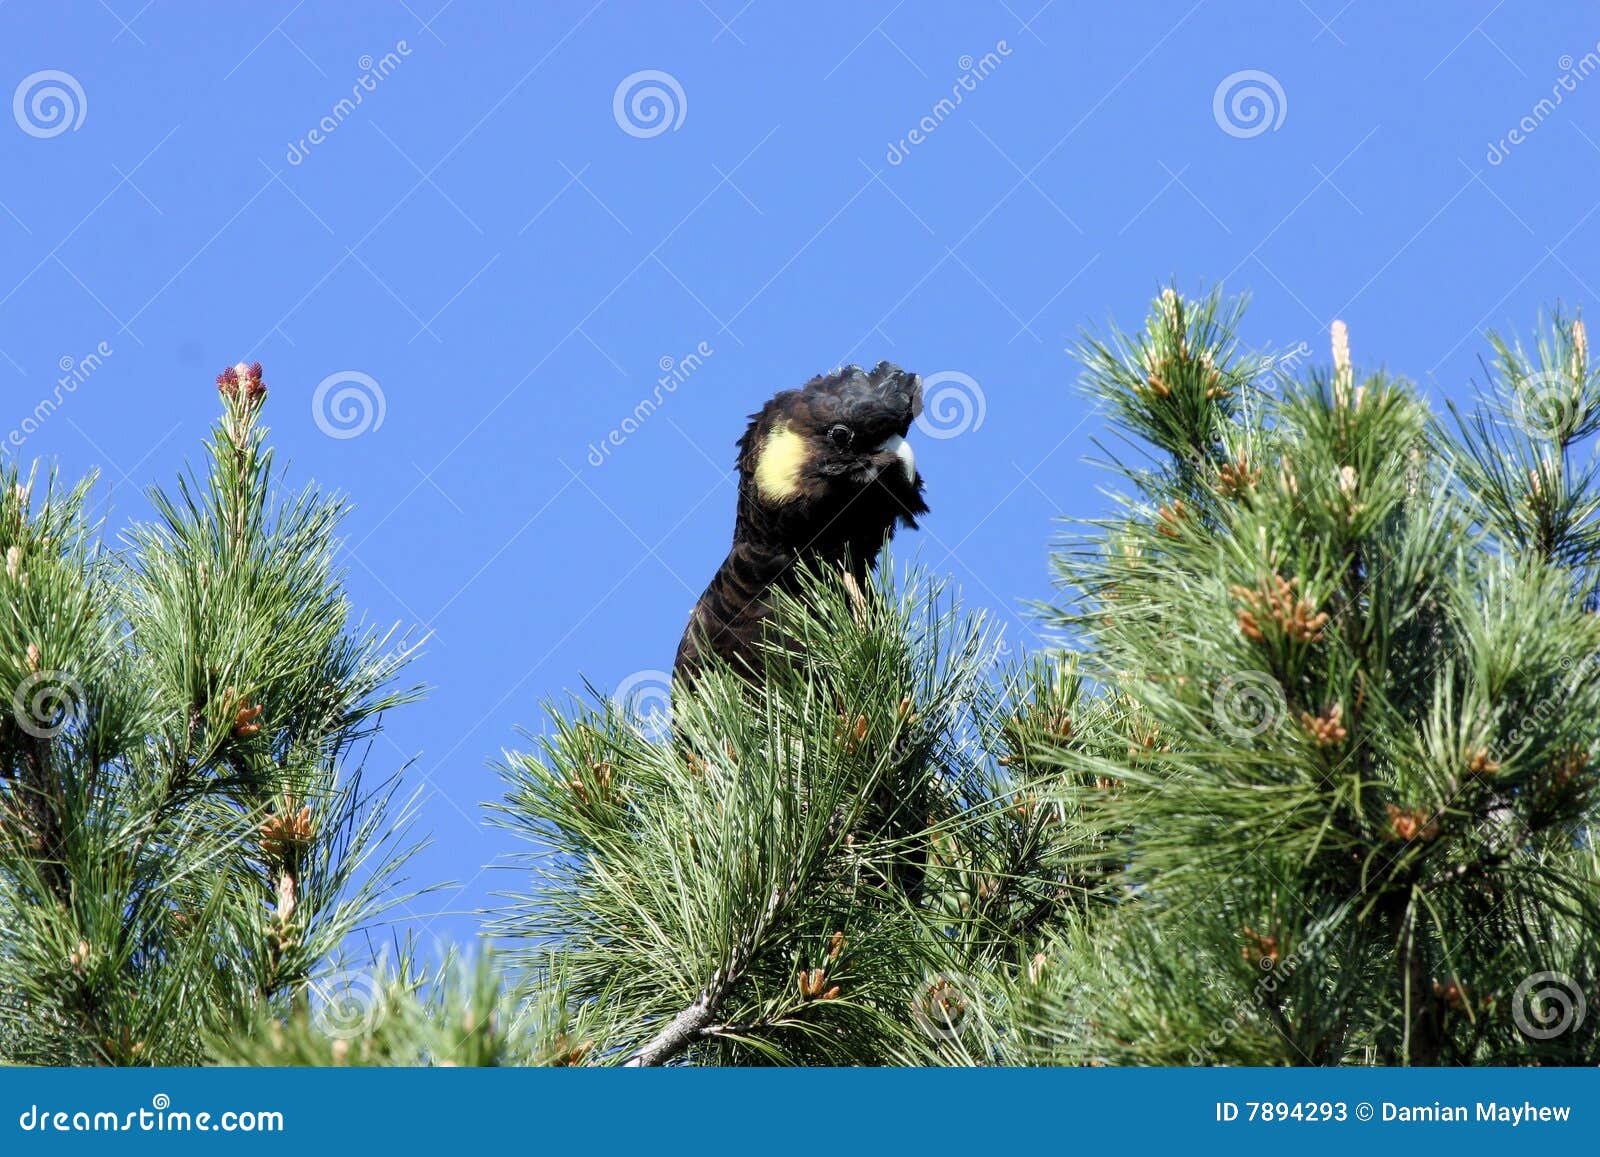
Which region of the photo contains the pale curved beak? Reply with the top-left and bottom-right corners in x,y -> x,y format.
874,433 -> 917,485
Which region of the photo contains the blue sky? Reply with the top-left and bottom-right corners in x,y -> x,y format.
3,1 -> 1598,952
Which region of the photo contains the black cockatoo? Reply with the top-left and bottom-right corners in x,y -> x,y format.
674,361 -> 928,682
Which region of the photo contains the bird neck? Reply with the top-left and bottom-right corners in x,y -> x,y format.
733,488 -> 882,579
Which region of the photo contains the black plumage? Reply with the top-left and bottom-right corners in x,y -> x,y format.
674,361 -> 928,682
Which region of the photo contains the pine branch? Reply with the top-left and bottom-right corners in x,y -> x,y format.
0,364 -> 424,1065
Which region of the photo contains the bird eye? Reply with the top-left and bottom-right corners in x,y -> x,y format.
826,423 -> 854,449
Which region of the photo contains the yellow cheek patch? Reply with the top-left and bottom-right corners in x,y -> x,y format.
754,421 -> 808,503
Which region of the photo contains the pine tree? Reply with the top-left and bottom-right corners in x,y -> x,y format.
489,563 -> 1082,1065
486,292 -> 1600,1067
0,365 -> 423,1064
992,290 -> 1600,1065
13,296 -> 1597,1070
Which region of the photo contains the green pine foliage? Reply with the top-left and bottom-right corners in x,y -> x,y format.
206,948 -> 594,1067
489,562 -> 1082,1065
0,367 -> 422,1064
6,296 -> 1598,1069
1003,291 -> 1600,1065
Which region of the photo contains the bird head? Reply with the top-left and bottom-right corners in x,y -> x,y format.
735,361 -> 929,554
